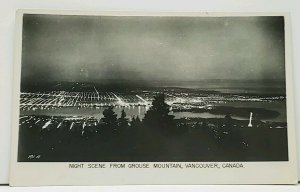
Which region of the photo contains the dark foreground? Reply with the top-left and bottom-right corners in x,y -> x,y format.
18,115 -> 288,162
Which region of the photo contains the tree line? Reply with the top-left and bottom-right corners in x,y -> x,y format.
95,93 -> 178,136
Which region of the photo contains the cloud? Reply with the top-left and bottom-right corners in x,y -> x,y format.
21,15 -> 285,83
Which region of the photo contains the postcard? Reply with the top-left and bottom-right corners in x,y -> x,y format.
10,10 -> 298,186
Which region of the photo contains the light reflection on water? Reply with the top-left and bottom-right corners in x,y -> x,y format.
21,106 -> 148,120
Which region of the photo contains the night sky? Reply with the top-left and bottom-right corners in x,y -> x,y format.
21,14 -> 285,83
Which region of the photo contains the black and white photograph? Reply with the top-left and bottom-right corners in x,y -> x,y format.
9,10 -> 299,186
16,13 -> 291,163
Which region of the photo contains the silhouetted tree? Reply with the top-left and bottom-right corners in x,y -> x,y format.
131,116 -> 142,129
223,114 -> 233,133
100,106 -> 118,134
118,109 -> 129,129
143,94 -> 176,134
128,116 -> 142,142
219,113 -> 245,150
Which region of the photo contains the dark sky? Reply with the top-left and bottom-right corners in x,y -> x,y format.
21,14 -> 285,83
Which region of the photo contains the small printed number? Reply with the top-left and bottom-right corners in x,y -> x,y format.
28,154 -> 41,159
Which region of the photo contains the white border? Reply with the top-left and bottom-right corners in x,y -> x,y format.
9,9 -> 298,186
